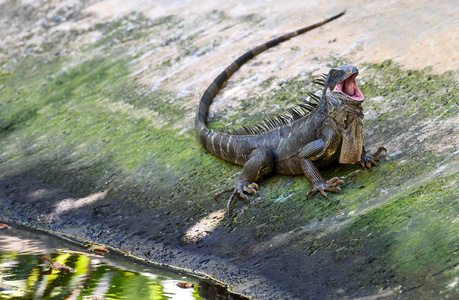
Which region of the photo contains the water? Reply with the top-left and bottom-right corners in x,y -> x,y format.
0,224 -> 246,300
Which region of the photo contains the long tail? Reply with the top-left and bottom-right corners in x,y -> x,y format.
195,10 -> 346,143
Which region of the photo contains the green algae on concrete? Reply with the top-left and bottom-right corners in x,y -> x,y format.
1,13 -> 458,299
319,172 -> 459,297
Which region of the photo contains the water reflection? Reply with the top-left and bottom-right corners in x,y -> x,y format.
0,224 -> 247,300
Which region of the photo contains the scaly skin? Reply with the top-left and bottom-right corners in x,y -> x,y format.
195,11 -> 386,215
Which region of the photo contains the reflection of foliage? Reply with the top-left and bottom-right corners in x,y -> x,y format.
41,254 -> 78,298
0,252 -> 199,300
78,264 -> 110,299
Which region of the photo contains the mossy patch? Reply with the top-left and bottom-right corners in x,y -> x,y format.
313,172 -> 459,296
0,54 -> 190,193
361,60 -> 458,119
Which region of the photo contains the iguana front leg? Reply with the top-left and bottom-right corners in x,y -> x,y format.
299,127 -> 344,199
300,159 -> 344,198
215,147 -> 274,215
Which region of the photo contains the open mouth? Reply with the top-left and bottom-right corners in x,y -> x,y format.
333,73 -> 364,101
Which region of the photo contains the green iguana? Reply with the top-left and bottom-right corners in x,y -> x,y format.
195,11 -> 386,215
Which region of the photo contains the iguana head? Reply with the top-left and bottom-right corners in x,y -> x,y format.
324,65 -> 364,102
323,65 -> 365,164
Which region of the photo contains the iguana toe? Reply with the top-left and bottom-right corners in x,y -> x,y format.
243,183 -> 259,196
217,180 -> 259,216
307,178 -> 345,199
326,177 -> 345,186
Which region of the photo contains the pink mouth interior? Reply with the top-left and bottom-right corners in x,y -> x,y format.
334,73 -> 364,101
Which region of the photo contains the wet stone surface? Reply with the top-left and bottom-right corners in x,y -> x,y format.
0,1 -> 458,299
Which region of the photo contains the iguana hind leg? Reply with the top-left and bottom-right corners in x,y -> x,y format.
215,147 -> 274,216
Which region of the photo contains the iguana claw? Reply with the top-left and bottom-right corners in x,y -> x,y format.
215,180 -> 259,216
361,147 -> 387,170
306,177 -> 344,199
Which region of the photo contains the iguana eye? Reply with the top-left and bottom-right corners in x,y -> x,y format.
332,71 -> 337,77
